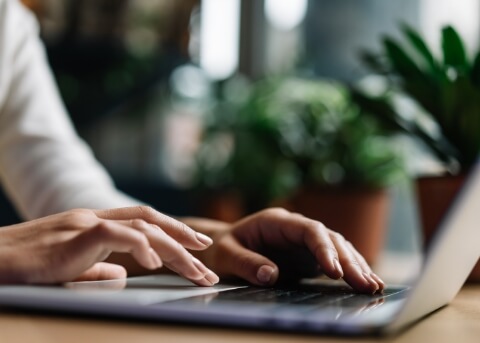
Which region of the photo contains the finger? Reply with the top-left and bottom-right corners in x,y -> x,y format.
94,207 -> 212,250
370,272 -> 386,293
72,262 -> 127,282
329,233 -> 378,294
300,221 -> 344,280
254,210 -> 343,280
116,219 -> 212,252
193,258 -> 220,286
165,257 -> 220,287
51,221 -> 162,283
347,242 -> 385,293
128,219 -> 219,286
217,235 -> 279,286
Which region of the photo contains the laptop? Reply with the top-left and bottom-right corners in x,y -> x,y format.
0,163 -> 478,336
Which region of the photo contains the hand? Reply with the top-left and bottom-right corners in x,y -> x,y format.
199,208 -> 384,294
0,207 -> 219,286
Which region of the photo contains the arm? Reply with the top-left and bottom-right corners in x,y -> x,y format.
0,0 -> 139,220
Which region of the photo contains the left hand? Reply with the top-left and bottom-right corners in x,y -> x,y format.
199,208 -> 384,294
0,207 -> 218,286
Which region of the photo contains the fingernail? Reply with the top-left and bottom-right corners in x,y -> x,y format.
196,232 -> 213,246
194,277 -> 214,287
370,273 -> 385,290
256,265 -> 274,285
204,272 -> 220,285
333,258 -> 344,277
363,272 -> 379,294
149,248 -> 163,269
192,257 -> 219,285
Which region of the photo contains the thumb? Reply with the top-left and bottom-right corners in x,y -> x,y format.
73,262 -> 127,282
219,236 -> 279,286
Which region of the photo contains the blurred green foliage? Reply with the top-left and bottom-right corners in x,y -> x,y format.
352,24 -> 480,173
194,77 -> 402,208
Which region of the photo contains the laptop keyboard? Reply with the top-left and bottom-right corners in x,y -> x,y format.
214,286 -> 353,305
165,283 -> 408,318
210,285 -> 402,307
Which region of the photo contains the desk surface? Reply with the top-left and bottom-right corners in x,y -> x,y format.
1,284 -> 479,343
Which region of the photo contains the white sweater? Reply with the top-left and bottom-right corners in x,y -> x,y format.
0,0 -> 138,219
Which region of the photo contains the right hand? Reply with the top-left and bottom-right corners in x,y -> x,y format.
0,207 -> 219,286
195,208 -> 384,294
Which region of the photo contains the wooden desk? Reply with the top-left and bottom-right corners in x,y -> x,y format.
1,284 -> 479,343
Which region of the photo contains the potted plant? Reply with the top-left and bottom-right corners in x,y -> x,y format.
194,77 -> 403,264
351,24 -> 480,279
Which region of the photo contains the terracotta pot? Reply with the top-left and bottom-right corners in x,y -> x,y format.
282,187 -> 390,265
415,175 -> 466,248
416,174 -> 480,282
198,191 -> 245,223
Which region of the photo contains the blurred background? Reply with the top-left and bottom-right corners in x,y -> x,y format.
2,0 -> 479,260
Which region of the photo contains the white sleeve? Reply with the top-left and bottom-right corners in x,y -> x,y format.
0,0 -> 141,220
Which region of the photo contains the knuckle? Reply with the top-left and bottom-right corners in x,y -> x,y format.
92,221 -> 114,238
135,232 -> 150,247
137,206 -> 156,218
338,251 -> 359,266
178,222 -> 195,238
151,224 -> 161,231
164,252 -> 188,269
357,255 -> 368,266
347,258 -> 361,267
330,231 -> 345,243
354,250 -> 368,265
263,207 -> 290,217
66,208 -> 90,216
291,212 -> 305,217
60,209 -> 93,228
313,220 -> 328,231
327,244 -> 338,255
60,214 -> 79,227
301,217 -> 327,233
345,240 -> 356,251
162,241 -> 187,264
131,219 -> 148,229
316,243 -> 338,257
304,221 -> 327,239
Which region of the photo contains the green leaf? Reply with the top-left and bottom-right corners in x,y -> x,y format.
401,23 -> 441,78
350,88 -> 412,133
470,52 -> 480,87
442,26 -> 469,70
350,88 -> 456,165
442,76 -> 480,165
383,37 -> 423,78
358,24 -> 476,170
383,38 -> 442,116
